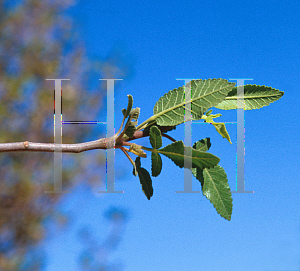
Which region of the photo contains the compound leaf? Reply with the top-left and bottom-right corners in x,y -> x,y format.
152,79 -> 236,126
215,84 -> 284,110
158,141 -> 219,170
135,157 -> 153,200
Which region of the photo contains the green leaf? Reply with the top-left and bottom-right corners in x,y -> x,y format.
215,84 -> 284,110
160,125 -> 176,133
125,124 -> 137,138
158,141 -> 219,170
201,113 -> 232,144
151,152 -> 162,177
211,123 -> 232,144
191,138 -> 211,185
132,162 -> 138,176
149,126 -> 163,177
203,113 -> 222,123
129,143 -> 147,158
192,138 -> 211,152
205,109 -> 213,116
191,138 -> 232,220
193,167 -> 204,187
149,126 -> 162,149
122,94 -> 133,118
131,107 -> 140,120
126,95 -> 134,117
201,165 -> 233,221
144,123 -> 176,135
152,79 -> 236,126
135,157 -> 153,200
125,107 -> 140,137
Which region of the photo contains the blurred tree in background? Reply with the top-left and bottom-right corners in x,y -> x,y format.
78,207 -> 128,271
0,0 -> 129,269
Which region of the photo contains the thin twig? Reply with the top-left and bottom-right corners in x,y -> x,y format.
119,146 -> 136,168
162,133 -> 176,142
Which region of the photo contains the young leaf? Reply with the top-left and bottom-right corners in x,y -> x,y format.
211,123 -> 232,144
151,152 -> 162,177
158,141 -> 219,170
205,109 -> 213,116
202,113 -> 232,144
149,126 -> 162,149
122,94 -> 133,118
203,113 -> 222,123
129,143 -> 147,158
131,107 -> 140,120
124,107 -> 140,137
135,157 -> 153,200
215,84 -> 284,110
125,124 -> 137,138
152,79 -> 236,126
201,165 -> 233,221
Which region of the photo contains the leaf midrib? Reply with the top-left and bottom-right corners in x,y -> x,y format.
154,85 -> 230,120
158,149 -> 218,162
225,93 -> 283,100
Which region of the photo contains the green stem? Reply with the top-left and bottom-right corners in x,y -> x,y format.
140,146 -> 156,153
115,115 -> 126,137
120,146 -> 136,167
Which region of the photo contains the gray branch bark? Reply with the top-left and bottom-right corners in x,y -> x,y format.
0,125 -> 176,153
0,137 -> 113,153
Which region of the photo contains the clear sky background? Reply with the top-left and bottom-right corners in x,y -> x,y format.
44,0 -> 300,270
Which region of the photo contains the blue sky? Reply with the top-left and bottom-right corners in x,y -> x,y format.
44,0 -> 300,270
